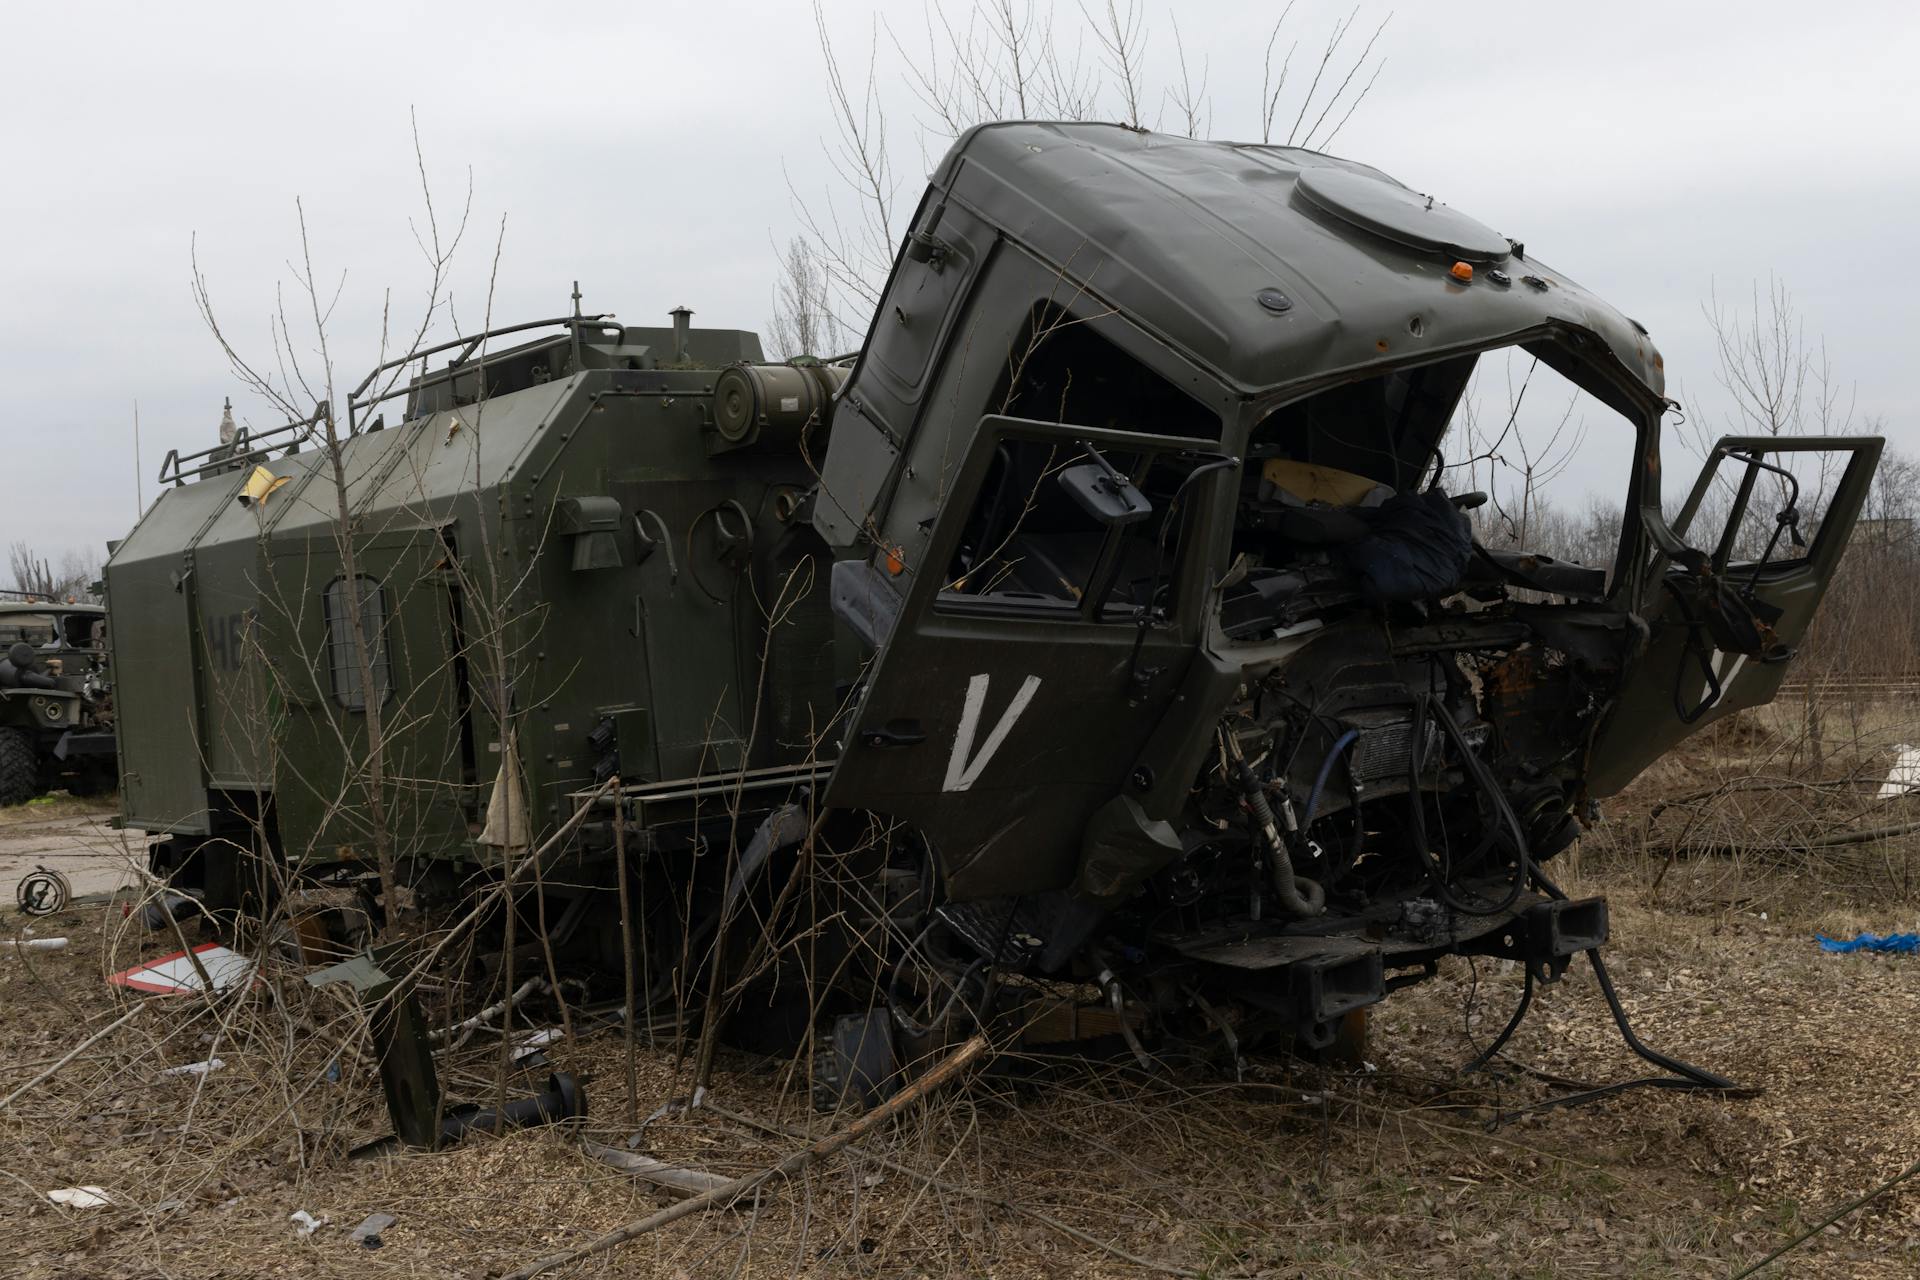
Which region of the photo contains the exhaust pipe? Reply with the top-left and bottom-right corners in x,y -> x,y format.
669,306 -> 692,363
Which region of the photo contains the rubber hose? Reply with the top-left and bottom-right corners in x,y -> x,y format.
1303,728 -> 1363,826
1404,693 -> 1528,917
1430,700 -> 1534,908
1245,777 -> 1326,916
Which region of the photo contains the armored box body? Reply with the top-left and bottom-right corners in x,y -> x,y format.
107,321 -> 847,878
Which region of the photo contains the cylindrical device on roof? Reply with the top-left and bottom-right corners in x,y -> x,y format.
669,306 -> 692,363
710,362 -> 850,451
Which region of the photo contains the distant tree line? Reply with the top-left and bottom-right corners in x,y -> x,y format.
6,541 -> 100,602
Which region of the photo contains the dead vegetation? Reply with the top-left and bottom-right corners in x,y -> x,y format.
7,695 -> 1920,1278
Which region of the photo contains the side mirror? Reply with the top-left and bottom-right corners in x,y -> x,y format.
1056,461 -> 1153,527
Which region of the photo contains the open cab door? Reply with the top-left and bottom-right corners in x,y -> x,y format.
824,415 -> 1224,899
1588,434 -> 1883,795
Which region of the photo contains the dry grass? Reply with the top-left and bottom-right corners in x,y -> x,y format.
8,705 -> 1920,1277
15,791 -> 121,820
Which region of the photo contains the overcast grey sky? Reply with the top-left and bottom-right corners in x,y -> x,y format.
3,0 -> 1915,569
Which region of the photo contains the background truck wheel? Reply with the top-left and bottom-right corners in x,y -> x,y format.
0,728 -> 42,806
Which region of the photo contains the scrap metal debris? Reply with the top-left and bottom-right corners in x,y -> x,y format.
308,949 -> 587,1153
15,866 -> 70,916
107,943 -> 254,995
130,889 -> 204,931
348,1212 -> 397,1249
511,1027 -> 565,1064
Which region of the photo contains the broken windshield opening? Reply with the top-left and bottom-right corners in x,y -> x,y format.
1248,353 -> 1477,491
60,614 -> 100,648
1226,341 -> 1653,640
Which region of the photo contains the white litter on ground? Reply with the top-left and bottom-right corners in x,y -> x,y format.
158,1057 -> 226,1079
288,1209 -> 325,1236
47,1186 -> 111,1208
1882,744 -> 1920,798
511,1027 -> 564,1061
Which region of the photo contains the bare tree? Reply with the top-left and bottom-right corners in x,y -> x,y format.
765,235 -> 847,359
779,0 -> 1390,348
1166,15 -> 1210,138
1450,353 -> 1589,555
189,113 -> 474,937
7,543 -> 54,598
1085,0 -> 1148,128
1687,277 -> 1854,527
1678,278 -> 1870,768
3,543 -> 94,599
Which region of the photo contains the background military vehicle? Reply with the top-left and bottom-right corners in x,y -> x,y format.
106,123 -> 1878,1110
0,598 -> 114,804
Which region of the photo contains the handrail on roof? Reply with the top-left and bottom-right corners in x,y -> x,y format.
157,402 -> 330,487
345,313 -> 620,432
156,313 -> 622,487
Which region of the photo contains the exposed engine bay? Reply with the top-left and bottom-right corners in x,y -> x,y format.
823,367 -> 1649,1093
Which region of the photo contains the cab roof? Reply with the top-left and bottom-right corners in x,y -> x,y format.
932,122 -> 1665,406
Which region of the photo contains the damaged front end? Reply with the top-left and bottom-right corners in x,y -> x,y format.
812,123 -> 1881,1098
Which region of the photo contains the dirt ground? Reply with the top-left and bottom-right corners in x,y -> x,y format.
0,793 -> 139,902
3,770 -> 1919,1278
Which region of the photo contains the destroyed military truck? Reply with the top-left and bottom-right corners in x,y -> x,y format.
0,599 -> 115,804
106,123 -> 1878,1107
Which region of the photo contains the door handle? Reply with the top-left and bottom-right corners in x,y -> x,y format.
860,719 -> 927,748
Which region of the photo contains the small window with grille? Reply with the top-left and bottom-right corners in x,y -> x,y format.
323,575 -> 391,710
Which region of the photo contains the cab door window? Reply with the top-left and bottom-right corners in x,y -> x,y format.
939,435 -> 1205,623
937,306 -> 1219,622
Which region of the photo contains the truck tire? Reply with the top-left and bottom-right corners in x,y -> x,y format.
0,728 -> 40,806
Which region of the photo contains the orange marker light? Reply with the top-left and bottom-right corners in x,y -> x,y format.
1449,261 -> 1474,283
885,546 -> 906,576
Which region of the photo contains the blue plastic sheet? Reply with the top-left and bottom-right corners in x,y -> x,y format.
1817,932 -> 1920,954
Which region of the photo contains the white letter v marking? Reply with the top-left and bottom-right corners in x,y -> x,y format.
942,673 -> 1041,793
